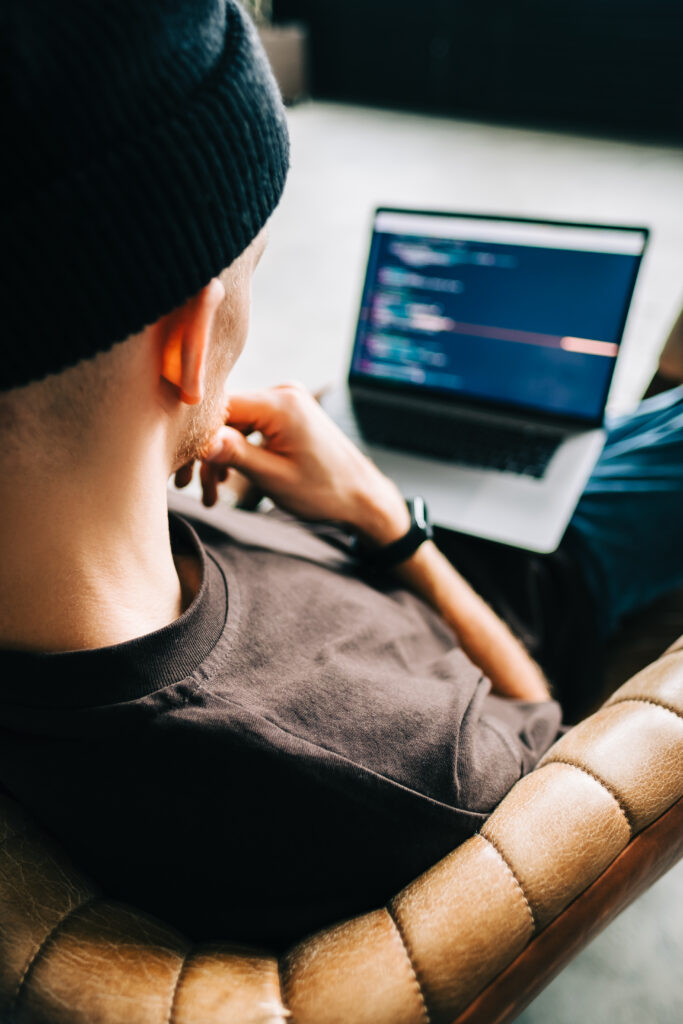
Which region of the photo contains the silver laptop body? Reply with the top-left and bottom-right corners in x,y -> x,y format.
323,209 -> 648,554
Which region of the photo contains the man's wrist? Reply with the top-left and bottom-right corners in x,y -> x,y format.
358,497 -> 433,570
350,486 -> 411,547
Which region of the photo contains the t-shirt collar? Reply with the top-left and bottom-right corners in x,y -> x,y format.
0,513 -> 227,708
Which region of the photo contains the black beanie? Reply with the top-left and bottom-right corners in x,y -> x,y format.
0,0 -> 290,392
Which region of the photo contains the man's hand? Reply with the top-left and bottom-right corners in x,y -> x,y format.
191,382 -> 550,703
199,383 -> 411,545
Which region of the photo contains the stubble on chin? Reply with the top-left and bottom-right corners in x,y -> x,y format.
173,378 -> 230,470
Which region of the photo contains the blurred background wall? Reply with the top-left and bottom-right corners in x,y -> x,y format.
272,0 -> 683,142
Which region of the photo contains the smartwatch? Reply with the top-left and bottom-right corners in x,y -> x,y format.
355,496 -> 433,571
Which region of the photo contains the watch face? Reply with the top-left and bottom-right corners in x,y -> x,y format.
411,496 -> 428,531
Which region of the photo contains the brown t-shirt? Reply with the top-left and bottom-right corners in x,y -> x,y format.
0,495 -> 562,948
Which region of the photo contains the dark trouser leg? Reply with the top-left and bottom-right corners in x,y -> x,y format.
566,385 -> 683,637
435,385 -> 683,721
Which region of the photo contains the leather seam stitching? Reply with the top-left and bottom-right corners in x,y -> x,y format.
608,696 -> 682,720
166,949 -> 190,1024
11,893 -> 97,1010
280,955 -> 297,1023
275,957 -> 295,1022
385,906 -> 432,1024
542,759 -> 633,834
479,833 -> 537,933
278,950 -> 301,1024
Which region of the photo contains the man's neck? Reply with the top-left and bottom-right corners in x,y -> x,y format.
0,443 -> 192,653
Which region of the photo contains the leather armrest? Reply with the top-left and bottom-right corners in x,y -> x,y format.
1,639 -> 682,1024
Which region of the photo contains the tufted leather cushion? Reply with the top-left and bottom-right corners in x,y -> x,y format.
1,637 -> 682,1024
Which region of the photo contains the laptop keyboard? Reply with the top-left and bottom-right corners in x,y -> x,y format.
353,401 -> 563,479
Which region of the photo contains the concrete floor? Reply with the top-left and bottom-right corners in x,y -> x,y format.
517,861 -> 683,1024
225,101 -> 683,1021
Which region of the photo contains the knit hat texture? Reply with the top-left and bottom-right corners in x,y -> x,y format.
1,0 -> 290,391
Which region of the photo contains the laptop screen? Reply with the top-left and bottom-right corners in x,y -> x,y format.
349,210 -> 648,424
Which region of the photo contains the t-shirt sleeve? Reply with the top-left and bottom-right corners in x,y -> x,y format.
455,686 -> 563,813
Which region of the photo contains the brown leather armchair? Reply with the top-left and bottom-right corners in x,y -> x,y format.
1,634 -> 682,1024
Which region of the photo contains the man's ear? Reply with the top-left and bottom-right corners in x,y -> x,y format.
158,278 -> 226,405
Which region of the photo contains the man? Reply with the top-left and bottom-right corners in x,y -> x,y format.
1,0 -> 682,949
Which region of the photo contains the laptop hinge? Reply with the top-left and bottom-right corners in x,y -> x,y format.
349,384 -> 583,436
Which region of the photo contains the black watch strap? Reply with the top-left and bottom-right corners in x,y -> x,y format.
355,497 -> 433,570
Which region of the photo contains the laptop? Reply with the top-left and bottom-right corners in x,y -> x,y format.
322,208 -> 648,553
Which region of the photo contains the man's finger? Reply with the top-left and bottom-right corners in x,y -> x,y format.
223,389 -> 290,435
200,460 -> 218,507
203,425 -> 283,478
174,461 -> 195,488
